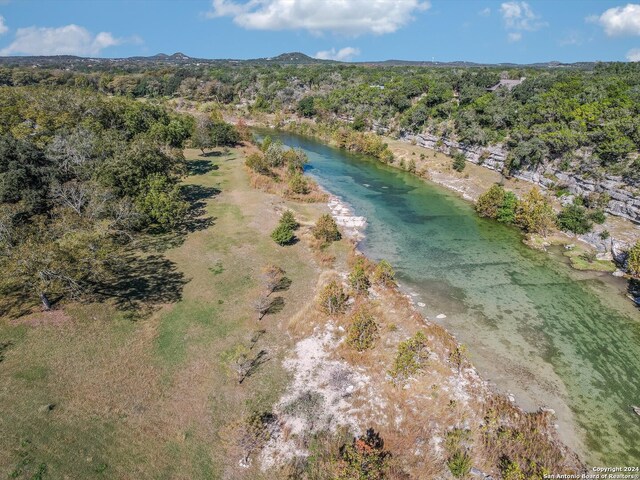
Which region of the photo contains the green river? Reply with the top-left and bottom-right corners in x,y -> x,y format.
264,130 -> 640,466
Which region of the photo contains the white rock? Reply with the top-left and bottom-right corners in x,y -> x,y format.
436,314 -> 447,319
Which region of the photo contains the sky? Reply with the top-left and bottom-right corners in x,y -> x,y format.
0,0 -> 639,63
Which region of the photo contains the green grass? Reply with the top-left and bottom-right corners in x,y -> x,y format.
563,248 -> 617,273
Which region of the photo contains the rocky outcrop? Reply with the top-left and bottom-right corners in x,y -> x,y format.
402,132 -> 508,173
401,133 -> 640,225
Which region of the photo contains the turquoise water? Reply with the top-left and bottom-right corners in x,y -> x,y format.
264,130 -> 640,466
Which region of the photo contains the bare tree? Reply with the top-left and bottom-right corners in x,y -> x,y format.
254,295 -> 272,321
261,265 -> 287,297
233,349 -> 269,384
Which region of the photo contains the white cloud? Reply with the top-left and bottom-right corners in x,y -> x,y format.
207,0 -> 430,35
559,31 -> 583,46
627,47 -> 640,60
0,15 -> 8,36
500,1 -> 547,31
314,46 -> 360,61
589,4 -> 640,36
479,7 -> 491,17
0,24 -> 125,56
507,32 -> 522,42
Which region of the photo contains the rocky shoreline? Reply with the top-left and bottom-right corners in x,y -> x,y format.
400,132 -> 640,225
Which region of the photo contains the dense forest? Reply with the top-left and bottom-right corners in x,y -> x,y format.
1,59 -> 639,183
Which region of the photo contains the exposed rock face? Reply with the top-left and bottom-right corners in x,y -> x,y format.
401,133 -> 640,225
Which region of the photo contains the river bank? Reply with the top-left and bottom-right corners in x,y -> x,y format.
233,112 -> 640,280
255,129 -> 640,467
241,137 -> 585,477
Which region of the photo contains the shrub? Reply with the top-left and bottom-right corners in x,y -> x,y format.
628,241 -> 640,277
371,260 -> 396,287
288,173 -> 310,194
447,450 -> 472,478
588,209 -> 606,225
338,429 -> 390,480
313,214 -> 341,243
500,457 -> 525,480
317,280 -> 348,315
599,230 -> 610,240
557,203 -> 593,235
348,258 -> 370,295
452,151 -> 466,172
245,152 -> 270,175
346,308 -> 379,351
280,210 -> 299,230
271,224 -> 294,245
388,331 -> 429,383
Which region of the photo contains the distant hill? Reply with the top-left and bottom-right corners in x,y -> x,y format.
0,51 -> 599,69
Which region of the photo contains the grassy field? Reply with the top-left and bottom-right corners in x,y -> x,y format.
0,147 -> 328,479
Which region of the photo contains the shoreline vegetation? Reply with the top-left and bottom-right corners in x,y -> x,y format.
233,112 -> 640,297
240,134 -> 584,477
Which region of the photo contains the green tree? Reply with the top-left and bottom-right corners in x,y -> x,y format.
279,210 -> 299,231
627,241 -> 640,277
271,224 -> 294,246
245,152 -> 270,175
312,214 -> 341,244
388,331 -> 429,384
515,188 -> 556,236
317,280 -> 348,315
557,203 -> 593,235
0,214 -> 115,310
452,151 -> 466,172
497,191 -> 518,224
0,134 -> 52,215
136,174 -> 188,230
476,184 -> 505,218
270,211 -> 297,245
346,308 -> 379,351
288,172 -> 309,194
348,258 -> 370,295
210,121 -> 240,148
371,260 -> 395,287
297,96 -> 317,117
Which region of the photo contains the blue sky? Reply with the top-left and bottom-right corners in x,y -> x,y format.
0,1 -> 639,63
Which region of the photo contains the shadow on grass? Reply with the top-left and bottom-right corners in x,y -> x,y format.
273,277 -> 292,293
266,297 -> 285,316
94,253 -> 188,314
198,151 -> 223,158
1,183 -> 219,319
188,159 -> 219,176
